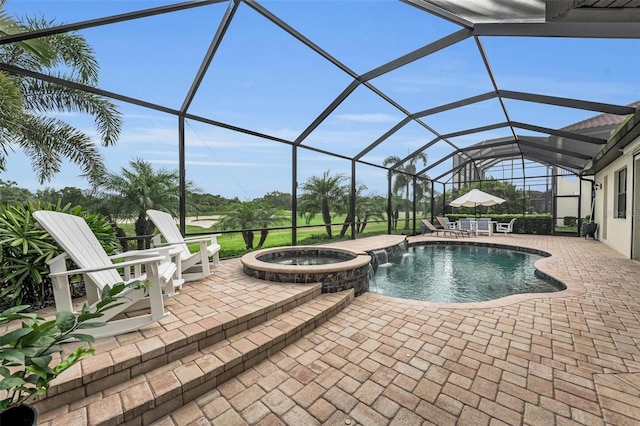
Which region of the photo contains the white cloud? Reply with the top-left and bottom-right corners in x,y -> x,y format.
149,159 -> 267,167
112,124 -> 284,150
255,127 -> 300,141
335,113 -> 398,123
45,111 -> 79,117
123,112 -> 177,123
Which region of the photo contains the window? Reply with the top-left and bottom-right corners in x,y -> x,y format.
615,168 -> 627,218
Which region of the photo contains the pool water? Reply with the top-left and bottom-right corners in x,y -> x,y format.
370,245 -> 563,303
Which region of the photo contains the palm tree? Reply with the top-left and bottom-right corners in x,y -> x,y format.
0,4 -> 121,184
419,178 -> 432,217
338,182 -> 366,238
94,158 -> 195,249
355,194 -> 386,234
0,2 -> 50,137
383,153 -> 428,230
255,205 -> 285,248
298,171 -> 348,239
220,201 -> 260,250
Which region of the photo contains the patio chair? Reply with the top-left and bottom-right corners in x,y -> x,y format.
421,218 -> 459,238
147,209 -> 221,282
496,218 -> 517,236
436,216 -> 472,237
475,218 -> 492,236
458,218 -> 474,235
33,210 -> 175,338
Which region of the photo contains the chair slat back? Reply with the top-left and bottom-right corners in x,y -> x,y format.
420,218 -> 438,231
436,216 -> 449,229
476,218 -> 490,231
33,211 -> 122,287
147,210 -> 191,258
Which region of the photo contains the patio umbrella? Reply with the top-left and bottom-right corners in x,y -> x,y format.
450,189 -> 505,215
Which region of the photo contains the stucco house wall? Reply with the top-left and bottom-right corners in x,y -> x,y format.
594,135 -> 640,258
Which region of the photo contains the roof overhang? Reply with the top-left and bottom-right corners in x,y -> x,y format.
584,107 -> 640,175
546,0 -> 640,23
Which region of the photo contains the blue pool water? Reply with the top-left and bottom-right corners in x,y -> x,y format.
370,245 -> 563,303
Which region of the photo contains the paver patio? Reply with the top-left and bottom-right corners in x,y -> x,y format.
31,234 -> 640,425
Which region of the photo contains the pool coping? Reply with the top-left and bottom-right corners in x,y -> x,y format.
240,245 -> 371,274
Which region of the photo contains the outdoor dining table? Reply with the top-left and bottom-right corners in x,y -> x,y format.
454,219 -> 498,236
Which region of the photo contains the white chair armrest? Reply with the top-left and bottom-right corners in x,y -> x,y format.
496,223 -> 510,232
47,255 -> 166,277
48,252 -> 70,265
110,246 -> 178,259
151,233 -> 163,246
183,234 -> 220,244
205,243 -> 221,256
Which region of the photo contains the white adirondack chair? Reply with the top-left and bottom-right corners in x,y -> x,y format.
33,210 -> 176,338
147,209 -> 221,282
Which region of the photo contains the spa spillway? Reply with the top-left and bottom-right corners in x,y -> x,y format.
241,246 -> 372,296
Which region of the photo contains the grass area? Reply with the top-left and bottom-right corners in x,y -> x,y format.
555,226 -> 578,234
118,213 -> 421,258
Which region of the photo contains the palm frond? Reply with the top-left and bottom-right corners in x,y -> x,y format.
22,79 -> 121,145
16,115 -> 107,183
0,6 -> 53,66
0,71 -> 24,135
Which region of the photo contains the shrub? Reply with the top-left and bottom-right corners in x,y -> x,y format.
0,202 -> 119,310
447,214 -> 553,235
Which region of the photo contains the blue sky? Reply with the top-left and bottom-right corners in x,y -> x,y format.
3,0 -> 639,199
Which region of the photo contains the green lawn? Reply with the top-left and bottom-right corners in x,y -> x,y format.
554,226 -> 578,234
118,212 -> 420,258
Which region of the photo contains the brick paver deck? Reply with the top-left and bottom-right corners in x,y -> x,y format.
152,234 -> 640,425
14,234 -> 639,425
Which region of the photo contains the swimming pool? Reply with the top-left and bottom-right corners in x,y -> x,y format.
370,244 -> 564,303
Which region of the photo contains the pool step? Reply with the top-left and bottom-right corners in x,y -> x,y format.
36,288 -> 354,425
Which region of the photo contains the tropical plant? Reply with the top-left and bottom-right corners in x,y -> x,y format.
298,171 -> 348,239
94,158 -> 200,249
355,194 -> 386,234
418,177 -> 433,217
255,206 -> 285,249
383,153 -> 428,230
219,201 -> 262,250
338,182 -> 368,238
0,0 -> 51,144
0,2 -> 122,184
389,194 -> 407,231
0,281 -> 146,415
0,201 -> 119,309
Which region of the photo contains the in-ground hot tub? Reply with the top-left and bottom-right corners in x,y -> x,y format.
241,246 -> 372,296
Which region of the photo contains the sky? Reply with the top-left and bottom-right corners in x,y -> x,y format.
2,0 -> 639,200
